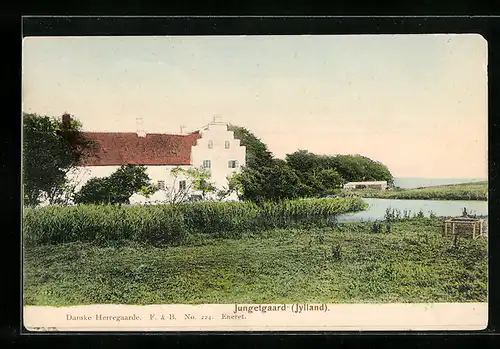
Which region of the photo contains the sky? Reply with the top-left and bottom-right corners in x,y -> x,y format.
22,34 -> 488,179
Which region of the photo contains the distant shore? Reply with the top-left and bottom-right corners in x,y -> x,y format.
341,181 -> 488,201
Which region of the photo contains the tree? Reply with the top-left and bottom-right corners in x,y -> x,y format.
138,185 -> 157,199
286,150 -> 393,192
214,174 -> 240,202
22,112 -> 96,206
227,124 -> 274,169
315,168 -> 344,195
167,167 -> 241,203
73,165 -> 156,205
329,154 -> 394,184
285,150 -> 321,175
162,167 -> 217,204
226,126 -> 394,202
285,150 -> 345,197
228,125 -> 305,202
72,177 -> 109,205
231,159 -> 302,203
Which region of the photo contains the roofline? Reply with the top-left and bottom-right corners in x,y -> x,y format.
81,131 -> 200,137
76,163 -> 193,167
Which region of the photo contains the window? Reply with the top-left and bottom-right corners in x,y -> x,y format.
157,180 -> 165,190
228,160 -> 237,168
203,160 -> 211,169
179,180 -> 186,191
208,140 -> 213,149
225,141 -> 230,149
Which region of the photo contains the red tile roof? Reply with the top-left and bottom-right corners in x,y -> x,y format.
78,132 -> 201,166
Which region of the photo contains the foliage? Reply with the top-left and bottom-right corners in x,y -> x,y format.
138,185 -> 157,198
214,174 -> 240,202
225,127 -> 394,203
161,167 -> 237,204
230,144 -> 394,203
23,197 -> 367,246
371,221 -> 383,234
73,165 -> 156,205
22,112 -> 96,206
228,125 -> 300,202
186,168 -> 217,200
228,124 -> 274,169
231,159 -> 304,202
161,167 -> 212,204
24,219 -> 487,306
329,154 -> 394,184
286,150 -> 393,188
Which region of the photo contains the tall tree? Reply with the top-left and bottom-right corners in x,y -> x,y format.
73,165 -> 156,205
285,150 -> 393,196
224,126 -> 394,202
227,124 -> 274,169
329,154 -> 394,184
285,150 -> 345,197
232,159 -> 302,203
22,112 -> 96,206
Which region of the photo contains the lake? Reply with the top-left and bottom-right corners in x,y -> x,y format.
337,198 -> 488,222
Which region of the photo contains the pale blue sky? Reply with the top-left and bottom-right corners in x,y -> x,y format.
22,34 -> 488,178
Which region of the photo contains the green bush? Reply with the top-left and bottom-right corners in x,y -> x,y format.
23,197 -> 367,246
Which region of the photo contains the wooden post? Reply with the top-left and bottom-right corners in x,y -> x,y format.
473,222 -> 476,239
452,222 -> 455,237
444,222 -> 448,237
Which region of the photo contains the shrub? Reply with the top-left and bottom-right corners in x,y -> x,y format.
371,221 -> 382,234
331,243 -> 342,261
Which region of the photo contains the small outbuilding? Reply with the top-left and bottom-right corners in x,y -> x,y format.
343,181 -> 388,191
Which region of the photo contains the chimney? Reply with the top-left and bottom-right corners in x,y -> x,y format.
136,118 -> 146,137
62,113 -> 71,130
207,115 -> 227,131
212,114 -> 222,123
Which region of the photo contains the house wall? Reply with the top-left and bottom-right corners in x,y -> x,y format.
343,182 -> 388,191
62,122 -> 246,204
67,165 -> 194,203
190,122 -> 246,191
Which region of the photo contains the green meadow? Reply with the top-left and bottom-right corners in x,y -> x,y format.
23,216 -> 487,306
343,182 -> 488,201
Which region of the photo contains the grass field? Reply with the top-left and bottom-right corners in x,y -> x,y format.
342,182 -> 488,201
23,218 -> 487,306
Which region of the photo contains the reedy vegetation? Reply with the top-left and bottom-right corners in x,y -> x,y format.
23,197 -> 367,247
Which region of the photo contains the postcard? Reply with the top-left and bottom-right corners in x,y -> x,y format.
22,33 -> 488,332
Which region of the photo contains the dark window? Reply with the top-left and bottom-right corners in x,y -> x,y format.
203,160 -> 211,169
157,180 -> 165,190
179,180 -> 186,191
228,160 -> 237,168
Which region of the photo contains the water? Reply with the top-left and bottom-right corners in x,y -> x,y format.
337,198 -> 488,222
393,177 -> 487,189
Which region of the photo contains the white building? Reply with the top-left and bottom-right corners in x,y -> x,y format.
343,181 -> 388,191
65,115 -> 246,204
